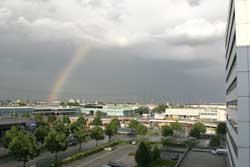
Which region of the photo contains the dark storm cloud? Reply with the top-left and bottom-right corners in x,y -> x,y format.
0,0 -> 229,103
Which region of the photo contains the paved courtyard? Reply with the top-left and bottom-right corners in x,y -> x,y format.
180,151 -> 227,167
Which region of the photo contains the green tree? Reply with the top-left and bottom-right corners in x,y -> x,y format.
110,117 -> 120,130
14,112 -> 19,118
77,115 -> 85,125
92,114 -> 102,126
9,132 -> 39,167
135,107 -> 150,115
34,126 -> 49,144
171,122 -> 182,131
22,112 -> 30,118
47,115 -> 57,124
216,122 -> 226,135
151,145 -> 160,161
105,123 -> 115,142
135,142 -> 151,166
44,130 -> 67,165
90,126 -> 105,147
136,124 -> 147,135
128,119 -> 139,129
74,126 -> 88,152
216,122 -> 226,147
34,114 -> 47,127
161,125 -> 174,137
152,104 -> 168,113
190,122 -> 206,138
63,116 -> 71,125
52,119 -> 70,136
3,126 -> 20,148
209,136 -> 220,148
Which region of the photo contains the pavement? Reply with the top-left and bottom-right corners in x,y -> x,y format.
180,151 -> 227,167
63,144 -> 137,167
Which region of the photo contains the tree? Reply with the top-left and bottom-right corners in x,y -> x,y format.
90,126 -> 105,147
74,126 -> 88,152
63,116 -> 71,125
209,136 -> 220,148
34,114 -> 47,127
128,119 -> 139,129
52,119 -> 69,136
152,104 -> 168,113
77,115 -> 85,125
135,107 -> 150,115
216,122 -> 226,147
110,117 -> 120,130
22,112 -> 30,118
105,123 -> 115,142
44,130 -> 67,165
14,112 -> 19,118
9,132 -> 39,167
151,145 -> 160,161
190,122 -> 206,138
161,125 -> 174,137
3,126 -> 20,148
47,115 -> 57,124
136,124 -> 147,135
216,122 -> 226,135
92,114 -> 102,126
135,142 -> 151,166
34,126 -> 49,144
171,122 -> 182,131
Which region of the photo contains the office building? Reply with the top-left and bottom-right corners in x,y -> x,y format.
225,0 -> 250,166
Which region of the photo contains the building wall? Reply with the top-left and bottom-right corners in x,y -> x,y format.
0,107 -> 33,117
225,0 -> 250,166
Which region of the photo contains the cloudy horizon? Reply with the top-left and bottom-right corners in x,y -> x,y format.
0,0 -> 228,104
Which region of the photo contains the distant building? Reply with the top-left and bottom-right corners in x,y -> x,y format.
33,106 -> 80,117
81,105 -> 135,117
0,107 -> 33,118
225,0 -> 250,166
154,108 -> 226,122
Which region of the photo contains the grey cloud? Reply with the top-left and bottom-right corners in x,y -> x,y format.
188,0 -> 201,6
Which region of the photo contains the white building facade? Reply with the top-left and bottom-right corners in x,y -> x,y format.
225,0 -> 250,166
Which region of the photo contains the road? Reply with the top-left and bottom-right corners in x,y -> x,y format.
63,144 -> 137,167
180,151 -> 227,167
0,137 -> 110,167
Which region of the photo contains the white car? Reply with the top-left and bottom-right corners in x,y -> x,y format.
131,141 -> 136,145
211,149 -> 227,155
104,147 -> 112,151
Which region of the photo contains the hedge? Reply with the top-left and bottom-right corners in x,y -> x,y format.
59,141 -> 122,165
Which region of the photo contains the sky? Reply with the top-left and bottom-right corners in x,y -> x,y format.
0,0 -> 229,103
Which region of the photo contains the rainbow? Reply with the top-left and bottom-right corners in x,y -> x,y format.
48,45 -> 89,102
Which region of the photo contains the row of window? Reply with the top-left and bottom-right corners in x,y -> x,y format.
226,55 -> 236,83
225,0 -> 235,49
227,100 -> 237,110
227,127 -> 238,158
227,139 -> 236,167
227,77 -> 237,95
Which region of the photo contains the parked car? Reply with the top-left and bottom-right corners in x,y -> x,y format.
104,147 -> 112,151
101,162 -> 124,167
211,149 -> 227,155
131,141 -> 136,145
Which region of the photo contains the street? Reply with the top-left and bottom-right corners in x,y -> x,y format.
63,144 -> 137,167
